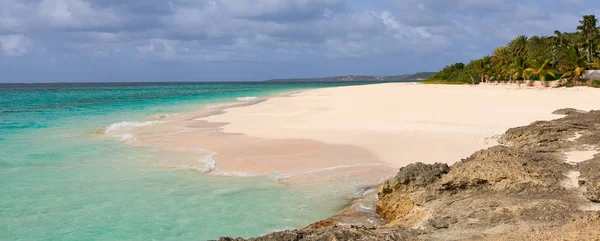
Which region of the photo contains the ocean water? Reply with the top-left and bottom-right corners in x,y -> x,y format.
0,82 -> 391,240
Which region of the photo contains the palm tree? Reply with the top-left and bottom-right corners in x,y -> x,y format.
501,65 -> 514,82
577,15 -> 598,63
469,57 -> 491,83
526,36 -> 551,60
554,30 -> 564,48
558,46 -> 587,84
491,46 -> 510,69
491,47 -> 510,82
551,31 -> 569,69
525,60 -> 556,86
507,35 -> 529,59
509,57 -> 529,85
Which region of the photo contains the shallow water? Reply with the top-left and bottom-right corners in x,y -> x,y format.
0,82 -> 394,240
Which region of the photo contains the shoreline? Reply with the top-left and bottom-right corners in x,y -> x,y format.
118,86 -> 400,184
223,108 -> 600,240
104,82 -> 600,234
106,82 -> 600,181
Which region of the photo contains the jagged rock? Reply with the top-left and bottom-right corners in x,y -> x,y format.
499,110 -> 600,152
578,157 -> 600,202
372,110 -> 600,239
488,212 -> 600,240
428,216 -> 458,229
219,226 -> 421,241
388,162 -> 450,189
439,146 -> 565,191
376,163 -> 448,222
552,108 -> 587,115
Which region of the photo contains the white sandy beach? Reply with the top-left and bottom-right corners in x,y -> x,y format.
126,83 -> 600,183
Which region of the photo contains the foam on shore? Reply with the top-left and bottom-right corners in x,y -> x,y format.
124,83 -> 600,187
104,121 -> 163,134
237,96 -> 258,101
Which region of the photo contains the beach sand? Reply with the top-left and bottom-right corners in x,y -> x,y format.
125,83 -> 600,183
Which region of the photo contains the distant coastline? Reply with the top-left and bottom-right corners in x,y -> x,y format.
1,72 -> 434,85
264,72 -> 434,83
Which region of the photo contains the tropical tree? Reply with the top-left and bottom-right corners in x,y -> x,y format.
577,15 -> 599,63
525,60 -> 556,86
509,57 -> 530,84
558,46 -> 587,84
500,65 -> 515,82
425,14 -> 600,86
526,36 -> 551,60
471,57 -> 491,83
553,30 -> 565,48
507,35 -> 529,59
491,46 -> 510,67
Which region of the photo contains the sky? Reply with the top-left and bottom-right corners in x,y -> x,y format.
1,0 -> 599,83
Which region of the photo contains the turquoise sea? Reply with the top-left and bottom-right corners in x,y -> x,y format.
0,82 -> 397,240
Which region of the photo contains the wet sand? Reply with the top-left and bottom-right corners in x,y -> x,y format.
118,83 -> 600,184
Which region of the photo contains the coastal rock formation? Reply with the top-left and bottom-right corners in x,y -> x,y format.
221,109 -> 600,241
218,226 -> 420,241
578,157 -> 600,202
551,108 -> 588,115
377,162 -> 449,223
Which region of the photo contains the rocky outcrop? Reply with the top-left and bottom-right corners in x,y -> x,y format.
377,163 -> 448,223
439,146 -> 565,191
221,109 -> 600,241
218,226 -> 421,241
578,157 -> 600,202
552,108 -> 588,115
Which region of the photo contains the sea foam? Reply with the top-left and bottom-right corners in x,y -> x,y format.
236,96 -> 258,101
119,133 -> 137,142
104,121 -> 162,134
202,153 -> 217,173
154,113 -> 180,119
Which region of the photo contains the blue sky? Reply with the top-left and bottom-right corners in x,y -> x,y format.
1,0 -> 599,82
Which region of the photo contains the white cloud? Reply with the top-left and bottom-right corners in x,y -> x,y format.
217,0 -> 344,20
1,0 -> 597,64
0,34 -> 32,56
0,0 -> 121,32
36,0 -> 121,29
135,38 -> 258,62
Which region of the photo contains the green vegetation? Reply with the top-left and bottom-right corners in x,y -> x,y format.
425,15 -> 600,85
266,72 -> 435,83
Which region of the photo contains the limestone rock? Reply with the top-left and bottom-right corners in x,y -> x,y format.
552,108 -> 587,115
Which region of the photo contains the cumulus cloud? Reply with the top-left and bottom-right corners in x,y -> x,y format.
217,0 -> 345,21
1,0 -> 600,82
37,0 -> 122,29
0,34 -> 32,56
0,0 -> 121,32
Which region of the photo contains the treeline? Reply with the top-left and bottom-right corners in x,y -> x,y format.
425,15 -> 600,85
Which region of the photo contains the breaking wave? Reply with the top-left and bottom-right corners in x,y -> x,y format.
154,113 -> 180,119
202,153 -> 217,173
236,96 -> 258,101
119,133 -> 137,142
104,121 -> 162,134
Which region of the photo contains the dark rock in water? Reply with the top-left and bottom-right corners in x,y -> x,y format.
221,110 -> 600,241
552,108 -> 587,115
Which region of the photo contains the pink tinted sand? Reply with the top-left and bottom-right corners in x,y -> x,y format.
122,83 -> 600,183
